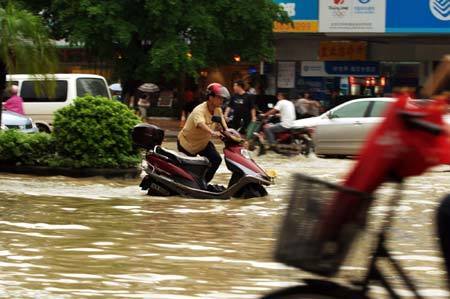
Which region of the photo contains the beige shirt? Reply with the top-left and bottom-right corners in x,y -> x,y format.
178,102 -> 223,154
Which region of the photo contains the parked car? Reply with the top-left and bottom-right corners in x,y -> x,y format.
1,110 -> 38,133
312,98 -> 394,157
292,97 -> 450,157
6,74 -> 111,132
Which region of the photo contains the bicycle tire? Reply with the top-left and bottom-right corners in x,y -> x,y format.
260,281 -> 367,299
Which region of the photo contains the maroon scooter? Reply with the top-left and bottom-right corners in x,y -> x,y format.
132,116 -> 272,199
248,114 -> 313,156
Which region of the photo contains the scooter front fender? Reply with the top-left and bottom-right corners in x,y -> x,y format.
224,148 -> 270,179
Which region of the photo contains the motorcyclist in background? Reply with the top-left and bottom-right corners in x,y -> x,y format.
261,92 -> 296,151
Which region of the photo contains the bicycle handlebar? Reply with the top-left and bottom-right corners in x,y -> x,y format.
406,118 -> 443,135
399,110 -> 444,135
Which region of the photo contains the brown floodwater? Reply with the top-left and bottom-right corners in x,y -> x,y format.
0,142 -> 449,298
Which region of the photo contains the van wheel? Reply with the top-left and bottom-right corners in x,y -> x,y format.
36,124 -> 51,133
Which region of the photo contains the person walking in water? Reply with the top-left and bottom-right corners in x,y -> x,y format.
224,80 -> 256,134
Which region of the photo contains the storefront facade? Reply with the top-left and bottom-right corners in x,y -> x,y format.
270,0 -> 450,108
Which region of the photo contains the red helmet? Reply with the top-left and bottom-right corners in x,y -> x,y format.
206,83 -> 230,100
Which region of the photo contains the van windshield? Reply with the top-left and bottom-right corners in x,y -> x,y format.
76,78 -> 109,98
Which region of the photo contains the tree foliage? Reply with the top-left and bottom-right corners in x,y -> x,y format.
0,2 -> 58,125
46,0 -> 290,82
0,2 -> 57,77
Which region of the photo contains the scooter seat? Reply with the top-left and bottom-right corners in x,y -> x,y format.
154,146 -> 210,166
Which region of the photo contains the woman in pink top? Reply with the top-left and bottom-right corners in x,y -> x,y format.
3,85 -> 24,115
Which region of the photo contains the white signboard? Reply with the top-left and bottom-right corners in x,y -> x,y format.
319,0 -> 386,33
277,61 -> 296,88
301,61 -> 326,77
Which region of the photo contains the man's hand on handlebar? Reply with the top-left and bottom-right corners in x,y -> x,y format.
211,131 -> 221,138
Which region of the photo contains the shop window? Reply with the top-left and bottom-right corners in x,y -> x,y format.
380,62 -> 419,89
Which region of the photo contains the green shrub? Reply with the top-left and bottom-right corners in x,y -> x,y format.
52,96 -> 141,168
0,130 -> 55,166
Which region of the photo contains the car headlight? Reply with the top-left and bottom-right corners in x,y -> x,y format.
24,118 -> 35,130
241,148 -> 252,160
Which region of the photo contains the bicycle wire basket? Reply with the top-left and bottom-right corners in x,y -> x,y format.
274,173 -> 373,276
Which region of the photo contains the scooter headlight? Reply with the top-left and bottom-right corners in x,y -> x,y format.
241,148 -> 252,160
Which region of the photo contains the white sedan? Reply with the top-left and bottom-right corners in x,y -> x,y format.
292,97 -> 449,157
1,110 -> 39,133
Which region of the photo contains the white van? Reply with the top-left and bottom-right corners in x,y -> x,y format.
6,73 -> 111,132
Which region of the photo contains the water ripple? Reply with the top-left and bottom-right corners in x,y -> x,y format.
108,273 -> 187,283
0,221 -> 90,230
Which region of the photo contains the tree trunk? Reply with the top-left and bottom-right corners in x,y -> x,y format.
0,60 -> 6,127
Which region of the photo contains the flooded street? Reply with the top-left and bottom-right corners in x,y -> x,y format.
0,141 -> 449,298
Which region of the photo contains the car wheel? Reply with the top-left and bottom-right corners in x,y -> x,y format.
294,137 -> 314,157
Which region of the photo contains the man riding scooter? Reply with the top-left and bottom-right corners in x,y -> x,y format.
177,83 -> 229,190
133,82 -> 271,199
260,92 -> 297,154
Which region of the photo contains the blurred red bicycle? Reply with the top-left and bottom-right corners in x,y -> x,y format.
261,95 -> 449,299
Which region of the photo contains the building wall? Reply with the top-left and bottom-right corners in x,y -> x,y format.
274,37 -> 450,87
275,38 -> 320,61
369,43 -> 450,61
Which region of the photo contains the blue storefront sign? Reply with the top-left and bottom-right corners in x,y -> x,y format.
386,0 -> 450,33
301,61 -> 379,77
325,61 -> 379,76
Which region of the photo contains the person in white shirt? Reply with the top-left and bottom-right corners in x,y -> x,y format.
295,92 -> 322,118
261,92 -> 296,148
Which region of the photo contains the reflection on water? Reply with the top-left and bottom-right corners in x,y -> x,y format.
0,143 -> 449,298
